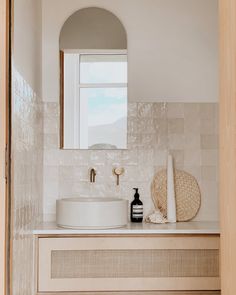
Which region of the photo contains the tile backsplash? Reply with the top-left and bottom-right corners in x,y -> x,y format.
43,101 -> 218,222
12,66 -> 43,295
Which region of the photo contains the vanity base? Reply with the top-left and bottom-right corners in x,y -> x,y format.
36,235 -> 220,293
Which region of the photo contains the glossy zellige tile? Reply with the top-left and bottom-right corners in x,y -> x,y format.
42,101 -> 219,225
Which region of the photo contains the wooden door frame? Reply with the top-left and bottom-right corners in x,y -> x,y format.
0,0 -> 10,294
219,1 -> 236,295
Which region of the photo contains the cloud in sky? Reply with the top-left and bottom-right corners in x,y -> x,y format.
80,87 -> 127,127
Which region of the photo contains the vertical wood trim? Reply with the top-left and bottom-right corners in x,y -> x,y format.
0,0 -> 9,294
220,0 -> 236,294
60,50 -> 64,149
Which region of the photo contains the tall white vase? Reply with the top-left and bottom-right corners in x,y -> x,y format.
167,154 -> 177,223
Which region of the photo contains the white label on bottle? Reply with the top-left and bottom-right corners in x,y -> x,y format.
132,214 -> 143,217
132,205 -> 143,218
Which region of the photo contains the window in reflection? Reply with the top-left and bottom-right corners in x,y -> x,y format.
63,52 -> 128,149
80,88 -> 127,149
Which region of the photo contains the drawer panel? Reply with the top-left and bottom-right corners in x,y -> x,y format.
51,249 -> 219,278
38,236 -> 220,292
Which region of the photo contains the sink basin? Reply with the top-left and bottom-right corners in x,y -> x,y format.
56,197 -> 128,229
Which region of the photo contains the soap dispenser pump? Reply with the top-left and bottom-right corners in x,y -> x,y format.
130,188 -> 143,222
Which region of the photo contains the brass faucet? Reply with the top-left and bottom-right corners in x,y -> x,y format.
89,168 -> 96,183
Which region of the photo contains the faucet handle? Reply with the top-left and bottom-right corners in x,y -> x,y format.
113,167 -> 125,186
89,168 -> 96,183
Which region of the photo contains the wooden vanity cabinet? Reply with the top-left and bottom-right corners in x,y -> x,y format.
35,235 -> 220,295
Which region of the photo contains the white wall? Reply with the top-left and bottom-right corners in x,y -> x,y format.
14,0 -> 42,95
41,0 -> 219,222
42,0 -> 218,103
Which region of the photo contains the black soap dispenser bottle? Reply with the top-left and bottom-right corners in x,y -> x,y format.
130,188 -> 143,222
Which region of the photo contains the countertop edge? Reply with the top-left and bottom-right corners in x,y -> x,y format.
32,221 -> 220,235
32,230 -> 220,235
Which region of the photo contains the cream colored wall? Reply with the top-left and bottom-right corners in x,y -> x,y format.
12,0 -> 44,294
42,0 -> 218,103
12,67 -> 43,295
14,0 -> 42,95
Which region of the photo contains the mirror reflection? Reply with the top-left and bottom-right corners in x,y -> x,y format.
60,8 -> 128,149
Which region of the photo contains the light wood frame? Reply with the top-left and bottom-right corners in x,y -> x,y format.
0,0 -> 10,295
219,0 -> 236,295
59,50 -> 64,148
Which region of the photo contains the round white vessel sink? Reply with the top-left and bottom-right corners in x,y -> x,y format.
56,197 -> 128,229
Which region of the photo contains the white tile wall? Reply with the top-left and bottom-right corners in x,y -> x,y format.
43,101 -> 219,222
12,65 -> 43,295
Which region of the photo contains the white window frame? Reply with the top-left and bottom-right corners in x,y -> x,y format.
64,49 -> 128,88
64,49 -> 128,149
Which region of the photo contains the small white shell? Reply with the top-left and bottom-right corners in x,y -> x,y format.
145,209 -> 168,224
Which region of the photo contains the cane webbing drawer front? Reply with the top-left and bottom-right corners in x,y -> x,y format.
38,236 -> 220,292
51,249 -> 218,278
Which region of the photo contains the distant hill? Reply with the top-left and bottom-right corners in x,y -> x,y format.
88,117 -> 127,149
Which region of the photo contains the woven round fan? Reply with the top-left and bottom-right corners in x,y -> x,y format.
151,169 -> 201,222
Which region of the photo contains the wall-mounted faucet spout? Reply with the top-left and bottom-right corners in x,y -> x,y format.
89,168 -> 96,183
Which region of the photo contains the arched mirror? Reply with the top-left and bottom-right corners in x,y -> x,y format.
59,7 -> 128,149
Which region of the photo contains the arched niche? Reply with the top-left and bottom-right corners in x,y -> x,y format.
59,7 -> 127,50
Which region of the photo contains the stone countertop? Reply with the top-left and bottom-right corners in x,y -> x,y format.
32,221 -> 220,235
